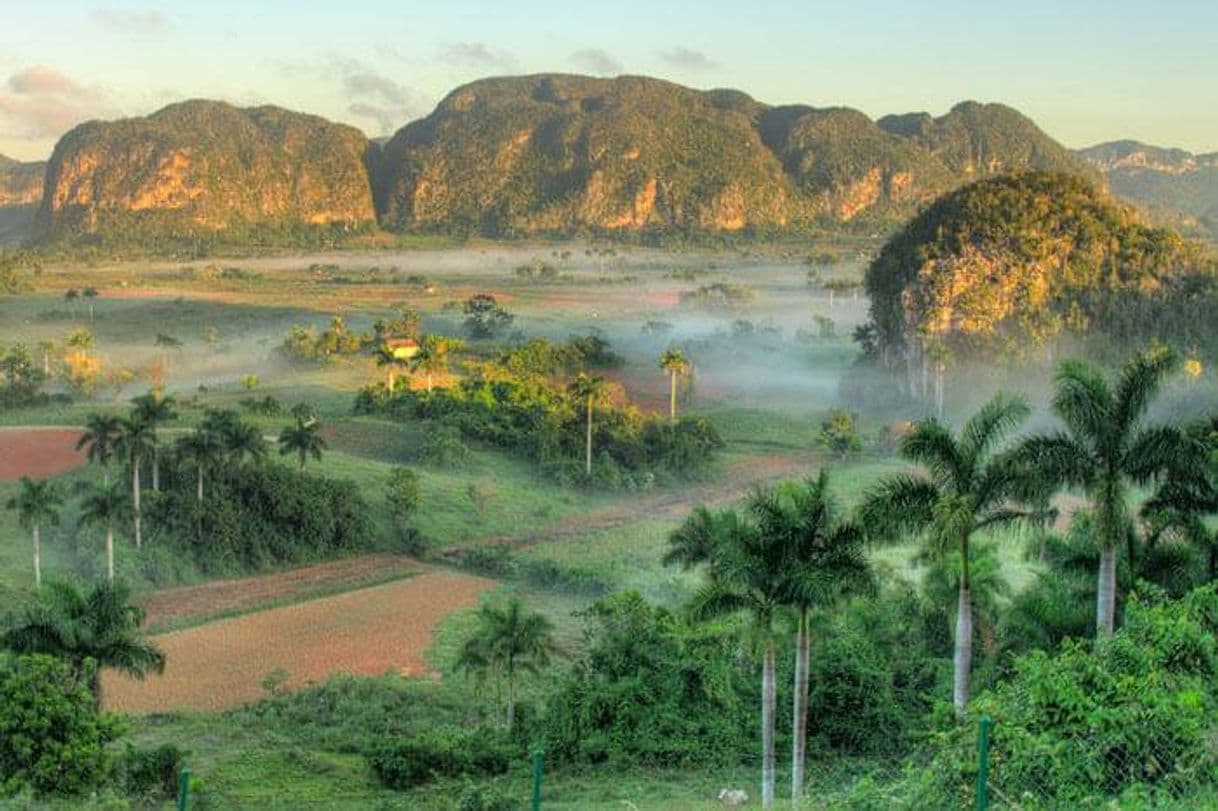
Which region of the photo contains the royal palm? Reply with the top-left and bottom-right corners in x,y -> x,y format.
5,477 -> 63,588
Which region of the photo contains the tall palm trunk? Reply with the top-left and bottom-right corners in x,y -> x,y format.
762,641 -> 776,809
196,467 -> 204,503
585,396 -> 594,476
426,373 -> 433,392
32,524 -> 41,588
151,444 -> 160,491
105,526 -> 114,582
506,658 -> 516,731
132,460 -> 142,549
669,371 -> 678,421
1096,545 -> 1117,637
299,450 -> 307,471
953,580 -> 973,714
387,368 -> 395,390
791,613 -> 810,806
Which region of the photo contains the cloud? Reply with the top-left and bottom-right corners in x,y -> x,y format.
436,42 -> 516,72
89,7 -> 168,32
0,66 -> 115,139
659,47 -> 721,71
570,49 -> 622,76
340,68 -> 420,135
343,73 -> 411,107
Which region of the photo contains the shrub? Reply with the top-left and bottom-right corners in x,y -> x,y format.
114,743 -> 184,800
0,654 -> 120,797
367,726 -> 516,789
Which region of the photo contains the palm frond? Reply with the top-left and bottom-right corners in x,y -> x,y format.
960,393 -> 1031,468
1114,347 -> 1179,446
1052,359 -> 1113,447
900,420 -> 966,489
858,474 -> 938,543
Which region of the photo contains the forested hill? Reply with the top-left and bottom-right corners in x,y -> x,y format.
30,74 -> 1103,244
0,154 -> 45,206
863,172 -> 1218,366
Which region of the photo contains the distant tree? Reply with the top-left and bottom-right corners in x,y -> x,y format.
82,288 -> 98,322
5,477 -> 63,588
385,467 -> 421,529
569,373 -> 606,477
202,408 -> 265,464
176,429 -> 224,504
76,414 -> 122,486
115,418 -> 154,549
462,294 -> 514,339
818,409 -> 862,459
66,327 -> 94,349
290,401 -> 317,423
278,416 -> 327,471
659,348 -> 691,421
64,288 -> 80,318
78,482 -> 131,583
411,335 -> 463,391
374,344 -> 408,390
2,580 -> 165,708
36,339 -> 56,378
130,393 -> 177,491
455,595 -> 556,730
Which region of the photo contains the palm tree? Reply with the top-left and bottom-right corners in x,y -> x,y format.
36,339 -> 56,378
860,393 -> 1041,713
1014,350 -> 1182,637
115,418 -> 154,549
678,511 -> 786,809
455,595 -> 556,731
82,287 -> 99,322
1142,416 -> 1218,578
64,288 -> 80,318
278,416 -> 326,471
569,372 -> 606,476
176,429 -> 224,504
659,348 -> 691,421
202,408 -> 265,464
76,414 -> 122,486
411,334 -> 462,392
749,474 -> 873,806
374,344 -> 408,390
4,477 -> 63,588
2,579 -> 166,708
78,482 -> 130,583
131,392 -> 177,491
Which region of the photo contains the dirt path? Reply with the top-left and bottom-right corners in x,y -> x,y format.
106,570 -> 494,713
139,554 -> 425,630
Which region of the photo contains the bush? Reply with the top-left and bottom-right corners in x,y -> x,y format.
0,654 -> 120,797
367,725 -> 516,789
114,743 -> 184,800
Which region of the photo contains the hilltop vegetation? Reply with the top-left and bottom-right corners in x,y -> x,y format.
23,75 -> 1103,247
0,154 -> 44,206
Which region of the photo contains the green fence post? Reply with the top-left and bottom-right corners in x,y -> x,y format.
531,747 -> 545,811
976,716 -> 992,811
177,768 -> 191,811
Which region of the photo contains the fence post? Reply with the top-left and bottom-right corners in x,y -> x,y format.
976,716 -> 992,811
531,747 -> 545,810
177,768 -> 191,811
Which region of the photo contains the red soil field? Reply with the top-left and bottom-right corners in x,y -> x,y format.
0,428 -> 86,481
105,570 -> 494,713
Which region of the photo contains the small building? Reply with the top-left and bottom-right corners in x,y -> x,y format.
385,338 -> 420,360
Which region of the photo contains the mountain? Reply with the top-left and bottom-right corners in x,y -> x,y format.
376,74 -> 1099,235
36,100 -> 377,243
0,154 -> 45,206
1077,140 -> 1218,239
863,172 -> 1213,363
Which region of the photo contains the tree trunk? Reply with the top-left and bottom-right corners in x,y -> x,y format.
91,667 -> 104,712
1096,544 -> 1117,637
762,642 -> 776,809
585,397 -> 593,476
953,584 -> 972,714
197,467 -> 204,503
32,524 -> 41,588
426,373 -> 433,392
506,658 -> 516,731
132,460 -> 142,549
387,368 -> 395,390
670,371 -> 678,421
299,450 -> 307,472
151,445 -> 160,492
792,616 -> 810,806
935,362 -> 945,420
105,527 -> 114,582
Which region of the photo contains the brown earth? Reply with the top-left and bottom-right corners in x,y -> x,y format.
105,569 -> 494,713
0,428 -> 86,481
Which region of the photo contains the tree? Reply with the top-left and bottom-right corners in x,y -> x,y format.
131,392 -> 177,491
2,580 -> 165,708
201,408 -> 265,464
176,429 -> 224,505
66,326 -> 94,349
860,394 -> 1041,713
462,293 -> 514,339
5,477 -> 63,588
455,595 -> 556,730
116,418 -> 154,550
278,416 -> 326,471
76,414 -> 122,486
568,373 -> 606,477
78,482 -> 130,583
749,474 -> 873,805
82,287 -> 98,322
659,348 -> 691,421
64,288 -> 80,318
374,344 -> 408,390
0,654 -> 119,796
1014,350 -> 1182,636
411,334 -> 463,392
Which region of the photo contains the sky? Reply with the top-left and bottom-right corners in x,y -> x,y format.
1,0 -> 1215,161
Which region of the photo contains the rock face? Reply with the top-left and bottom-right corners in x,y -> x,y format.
36,101 -> 377,241
0,155 -> 45,206
377,75 -> 1098,235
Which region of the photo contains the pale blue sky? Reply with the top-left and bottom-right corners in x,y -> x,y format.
1,0 -> 1215,160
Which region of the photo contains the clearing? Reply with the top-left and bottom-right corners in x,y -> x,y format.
0,427 -> 85,481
